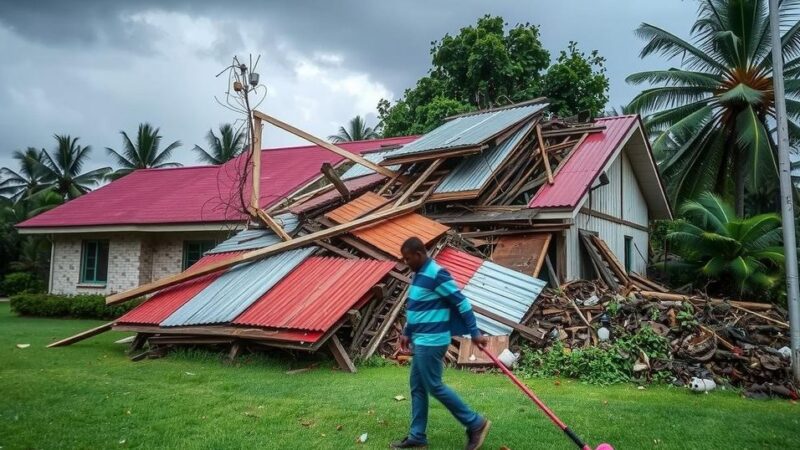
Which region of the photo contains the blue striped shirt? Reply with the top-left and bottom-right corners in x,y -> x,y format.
403,258 -> 480,346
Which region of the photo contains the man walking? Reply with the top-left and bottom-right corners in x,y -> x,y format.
391,237 -> 491,450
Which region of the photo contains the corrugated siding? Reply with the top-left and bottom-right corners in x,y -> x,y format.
621,152 -> 649,226
327,192 -> 449,258
584,156 -> 622,218
160,247 -> 316,326
566,214 -> 649,281
234,257 -> 394,332
383,103 -> 546,158
340,150 -> 401,181
206,213 -> 299,254
434,122 -> 534,194
117,253 -> 242,325
530,115 -> 638,209
435,247 -> 545,336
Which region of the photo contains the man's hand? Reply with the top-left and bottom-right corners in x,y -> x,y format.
399,335 -> 411,353
472,335 -> 488,349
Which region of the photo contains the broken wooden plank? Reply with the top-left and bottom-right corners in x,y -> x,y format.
542,125 -> 606,138
253,110 -> 399,179
47,322 -> 114,348
249,115 -> 263,211
471,305 -> 547,343
321,162 -> 350,201
393,159 -> 443,207
106,199 -> 423,305
535,124 -> 554,184
491,233 -> 551,277
328,335 -> 357,373
252,208 -> 292,241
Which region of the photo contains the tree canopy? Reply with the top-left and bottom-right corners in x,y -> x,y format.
328,116 -> 380,143
378,15 -> 609,137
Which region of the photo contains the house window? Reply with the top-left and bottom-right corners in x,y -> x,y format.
183,240 -> 216,270
80,240 -> 109,284
624,236 -> 633,273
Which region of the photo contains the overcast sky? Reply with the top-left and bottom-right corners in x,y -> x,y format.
0,0 -> 697,174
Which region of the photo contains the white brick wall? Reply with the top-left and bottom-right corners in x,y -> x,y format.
50,231 -> 229,295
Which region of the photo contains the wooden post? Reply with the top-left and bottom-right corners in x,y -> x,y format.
536,124 -> 554,184
106,199 -> 424,305
250,115 -> 263,211
327,335 -> 357,373
253,110 -> 400,179
47,322 -> 113,348
321,162 -> 350,201
393,159 -> 443,207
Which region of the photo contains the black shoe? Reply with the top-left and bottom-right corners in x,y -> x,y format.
465,419 -> 491,450
389,437 -> 428,449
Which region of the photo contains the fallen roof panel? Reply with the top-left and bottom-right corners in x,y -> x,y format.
234,257 -> 395,333
436,247 -> 545,336
160,247 -> 316,327
289,173 -> 385,215
434,121 -> 534,194
326,192 -> 449,258
340,149 -> 402,181
206,213 -> 299,254
382,103 -> 547,160
116,252 -> 244,325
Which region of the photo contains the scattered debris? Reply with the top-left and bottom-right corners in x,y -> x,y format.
15,344 -> 30,349
357,433 -> 368,443
393,395 -> 406,401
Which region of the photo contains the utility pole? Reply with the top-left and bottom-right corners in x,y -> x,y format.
769,0 -> 800,383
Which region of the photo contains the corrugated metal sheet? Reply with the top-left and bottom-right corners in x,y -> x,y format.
325,192 -> 389,223
434,247 -> 482,287
160,247 -> 316,326
529,115 -> 638,209
383,103 -> 546,159
327,192 -> 449,258
206,213 -> 299,254
436,247 -> 545,336
435,122 -> 534,194
289,174 -> 385,215
234,257 -> 395,333
340,150 -> 402,181
567,213 -> 649,281
117,253 -> 242,325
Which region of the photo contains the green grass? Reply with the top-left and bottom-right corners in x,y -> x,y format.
1,303 -> 797,449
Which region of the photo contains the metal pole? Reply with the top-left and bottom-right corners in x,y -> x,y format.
769,0 -> 800,383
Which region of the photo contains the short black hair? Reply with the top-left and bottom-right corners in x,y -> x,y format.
401,236 -> 426,254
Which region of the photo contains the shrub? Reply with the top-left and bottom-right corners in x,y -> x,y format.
1,272 -> 45,296
10,293 -> 141,320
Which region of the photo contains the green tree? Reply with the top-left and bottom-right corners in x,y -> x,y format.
665,192 -> 784,296
328,116 -> 380,143
0,148 -> 45,201
378,15 -> 609,136
626,0 -> 800,215
34,135 -> 110,200
106,123 -> 182,179
542,42 -> 609,118
192,124 -> 246,165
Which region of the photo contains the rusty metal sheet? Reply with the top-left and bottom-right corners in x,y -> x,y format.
326,192 -> 449,258
234,257 -> 394,332
491,233 -> 552,277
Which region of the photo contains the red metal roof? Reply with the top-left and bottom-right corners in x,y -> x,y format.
233,257 -> 394,335
18,137 -> 416,229
116,252 -> 243,325
435,247 -> 482,288
326,192 -> 450,259
528,116 -> 638,210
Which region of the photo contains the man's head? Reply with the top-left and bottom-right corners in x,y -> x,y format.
400,237 -> 428,271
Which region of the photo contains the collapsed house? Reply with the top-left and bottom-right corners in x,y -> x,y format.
46,98 -> 793,394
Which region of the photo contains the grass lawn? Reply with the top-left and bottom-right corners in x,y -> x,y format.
1,303 -> 797,449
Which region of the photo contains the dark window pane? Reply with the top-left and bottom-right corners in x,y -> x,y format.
96,241 -> 109,282
183,240 -> 216,270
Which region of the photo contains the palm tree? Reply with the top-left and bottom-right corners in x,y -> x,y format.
34,135 -> 110,200
328,116 -> 380,143
666,191 -> 784,296
626,0 -> 800,215
0,148 -> 45,201
106,123 -> 182,179
192,124 -> 246,165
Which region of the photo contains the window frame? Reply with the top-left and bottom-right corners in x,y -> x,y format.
182,240 -> 216,270
80,240 -> 110,284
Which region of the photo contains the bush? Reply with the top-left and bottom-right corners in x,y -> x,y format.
1,272 -> 45,296
10,293 -> 142,320
517,327 -> 672,385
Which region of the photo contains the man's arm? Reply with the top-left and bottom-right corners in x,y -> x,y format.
433,269 -> 481,339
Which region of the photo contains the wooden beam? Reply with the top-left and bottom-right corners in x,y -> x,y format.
542,125 -> 606,138
328,335 -> 357,373
253,110 -> 399,179
251,208 -> 292,241
471,305 -> 547,343
47,322 -> 113,348
106,199 -> 424,305
535,124 -> 554,184
579,207 -> 649,233
393,159 -> 443,207
249,115 -> 263,211
321,162 -> 350,201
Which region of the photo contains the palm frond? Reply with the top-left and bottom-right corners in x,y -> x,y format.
736,105 -> 778,189
635,23 -> 728,72
626,86 -> 714,116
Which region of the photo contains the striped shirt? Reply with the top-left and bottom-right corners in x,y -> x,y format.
403,258 -> 480,346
